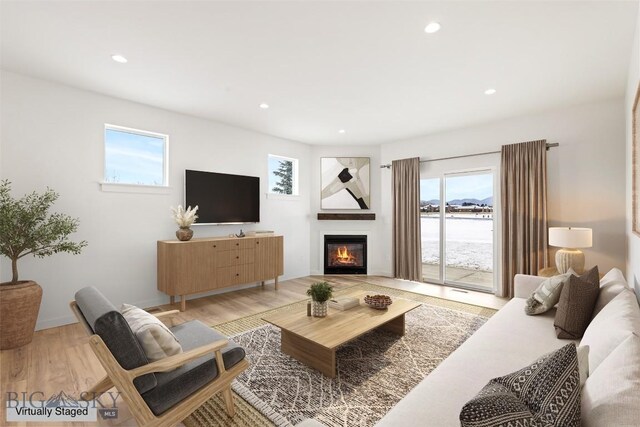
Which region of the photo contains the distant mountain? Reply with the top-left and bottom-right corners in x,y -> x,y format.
420,199 -> 440,206
446,197 -> 493,206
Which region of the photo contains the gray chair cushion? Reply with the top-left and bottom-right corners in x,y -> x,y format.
75,286 -> 117,332
75,287 -> 157,394
141,320 -> 246,416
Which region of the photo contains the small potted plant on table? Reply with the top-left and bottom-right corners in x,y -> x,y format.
307,282 -> 334,317
0,180 -> 87,349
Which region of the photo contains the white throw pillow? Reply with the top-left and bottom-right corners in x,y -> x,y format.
592,268 -> 628,317
577,345 -> 589,387
120,304 -> 182,362
581,334 -> 640,427
524,272 -> 572,315
579,289 -> 640,374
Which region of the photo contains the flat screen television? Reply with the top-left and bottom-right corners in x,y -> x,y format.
185,169 -> 260,224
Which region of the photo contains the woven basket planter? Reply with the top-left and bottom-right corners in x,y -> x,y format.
0,281 -> 42,349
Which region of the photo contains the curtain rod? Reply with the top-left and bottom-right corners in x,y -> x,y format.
380,142 -> 559,169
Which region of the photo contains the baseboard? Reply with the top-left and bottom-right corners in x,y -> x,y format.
36,314 -> 78,331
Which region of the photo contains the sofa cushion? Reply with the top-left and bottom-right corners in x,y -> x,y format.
75,287 -> 157,394
141,320 -> 246,416
525,272 -> 572,315
121,304 -> 183,362
376,298 -> 577,427
592,267 -> 628,317
554,268 -> 600,339
581,334 -> 640,426
580,289 -> 640,375
460,343 -> 580,427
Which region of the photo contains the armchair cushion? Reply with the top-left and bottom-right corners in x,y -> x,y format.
141,320 -> 246,416
75,287 -> 157,394
120,303 -> 183,362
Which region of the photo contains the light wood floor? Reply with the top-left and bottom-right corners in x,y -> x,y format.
0,275 -> 507,427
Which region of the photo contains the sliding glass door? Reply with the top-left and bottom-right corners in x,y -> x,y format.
420,170 -> 495,292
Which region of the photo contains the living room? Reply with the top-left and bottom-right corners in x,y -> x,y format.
1,1 -> 639,426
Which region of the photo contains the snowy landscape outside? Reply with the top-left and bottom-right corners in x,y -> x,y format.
421,215 -> 493,271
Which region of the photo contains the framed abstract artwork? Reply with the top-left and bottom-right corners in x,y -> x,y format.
633,82 -> 640,236
321,157 -> 370,210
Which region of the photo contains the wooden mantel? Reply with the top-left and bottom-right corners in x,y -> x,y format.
317,213 -> 376,221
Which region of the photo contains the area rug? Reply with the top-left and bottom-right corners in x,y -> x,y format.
184,283 -> 496,427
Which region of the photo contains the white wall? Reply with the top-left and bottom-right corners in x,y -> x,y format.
626,8 -> 640,293
380,99 -> 627,288
1,64 -> 632,330
309,145 -> 385,275
0,71 -> 311,329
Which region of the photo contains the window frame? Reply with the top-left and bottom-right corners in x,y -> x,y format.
102,124 -> 170,190
267,154 -> 299,197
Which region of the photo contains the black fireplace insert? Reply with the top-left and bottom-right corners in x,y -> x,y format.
323,235 -> 367,274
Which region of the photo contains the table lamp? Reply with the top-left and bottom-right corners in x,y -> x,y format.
548,227 -> 593,274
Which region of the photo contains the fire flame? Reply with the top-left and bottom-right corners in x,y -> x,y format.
335,246 -> 356,264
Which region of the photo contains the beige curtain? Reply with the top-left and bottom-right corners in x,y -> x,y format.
501,140 -> 549,298
392,157 -> 422,281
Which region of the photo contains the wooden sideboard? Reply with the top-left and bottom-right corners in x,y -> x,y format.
157,235 -> 284,311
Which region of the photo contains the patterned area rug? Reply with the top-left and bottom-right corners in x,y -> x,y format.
184,283 -> 496,427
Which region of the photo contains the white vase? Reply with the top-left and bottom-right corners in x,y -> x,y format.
312,301 -> 328,317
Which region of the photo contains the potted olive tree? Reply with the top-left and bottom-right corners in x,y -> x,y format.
306,282 -> 334,317
0,180 -> 87,349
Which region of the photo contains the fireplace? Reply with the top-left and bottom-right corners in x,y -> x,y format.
324,235 -> 367,274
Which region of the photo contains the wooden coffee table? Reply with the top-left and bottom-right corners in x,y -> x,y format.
262,291 -> 421,378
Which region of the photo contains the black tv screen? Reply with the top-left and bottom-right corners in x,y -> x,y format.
185,170 -> 260,224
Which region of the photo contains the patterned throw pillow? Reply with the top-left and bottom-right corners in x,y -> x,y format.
460,343 -> 581,427
121,304 -> 182,362
525,272 -> 572,315
554,266 -> 600,339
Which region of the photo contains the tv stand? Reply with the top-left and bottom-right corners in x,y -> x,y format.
157,235 -> 284,311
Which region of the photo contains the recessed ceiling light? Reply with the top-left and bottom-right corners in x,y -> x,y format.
111,54 -> 128,63
338,129 -> 346,134
259,103 -> 270,109
484,88 -> 497,95
424,22 -> 441,34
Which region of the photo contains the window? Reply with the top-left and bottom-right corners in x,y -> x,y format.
268,154 -> 298,196
104,124 -> 168,186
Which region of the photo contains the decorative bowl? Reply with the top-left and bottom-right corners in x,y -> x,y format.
364,294 -> 393,310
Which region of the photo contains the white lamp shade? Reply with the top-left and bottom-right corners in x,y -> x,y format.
548,227 -> 592,249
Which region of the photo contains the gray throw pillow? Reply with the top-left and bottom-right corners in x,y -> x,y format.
525,272 -> 572,315
554,266 -> 600,339
460,343 -> 581,427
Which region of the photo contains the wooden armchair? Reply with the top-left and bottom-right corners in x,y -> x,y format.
70,286 -> 249,427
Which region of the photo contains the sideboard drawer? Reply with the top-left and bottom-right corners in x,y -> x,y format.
217,249 -> 255,267
216,264 -> 254,287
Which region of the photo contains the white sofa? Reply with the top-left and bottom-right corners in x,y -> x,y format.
376,268 -> 640,427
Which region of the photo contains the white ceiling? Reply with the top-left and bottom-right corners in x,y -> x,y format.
1,1 -> 638,145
